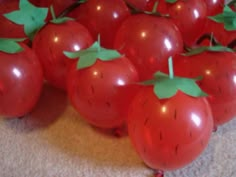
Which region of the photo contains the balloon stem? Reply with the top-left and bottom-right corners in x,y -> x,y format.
168,56 -> 174,79
97,34 -> 101,52
50,5 -> 56,20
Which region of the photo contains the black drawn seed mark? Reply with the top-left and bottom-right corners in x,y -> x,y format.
90,85 -> 95,94
142,99 -> 148,107
100,72 -> 104,79
144,117 -> 149,126
159,131 -> 163,141
106,102 -> 111,108
174,109 -> 177,120
189,131 -> 193,138
175,144 -> 179,155
87,100 -> 92,106
49,47 -> 53,55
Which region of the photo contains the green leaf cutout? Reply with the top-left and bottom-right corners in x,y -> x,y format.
165,0 -> 178,3
64,41 -> 122,69
0,38 -> 26,54
183,45 -> 234,56
142,72 -> 208,99
209,5 -> 236,31
50,17 -> 74,24
4,0 -> 48,40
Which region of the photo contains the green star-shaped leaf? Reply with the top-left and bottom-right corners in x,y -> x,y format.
4,0 -> 48,40
142,72 -> 208,99
0,38 -> 26,54
209,5 -> 236,31
64,41 -> 122,70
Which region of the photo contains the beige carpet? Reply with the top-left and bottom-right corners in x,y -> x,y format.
0,83 -> 236,177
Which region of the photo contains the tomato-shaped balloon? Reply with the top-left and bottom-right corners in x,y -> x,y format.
173,51 -> 236,126
68,0 -> 130,48
32,20 -> 93,90
127,88 -> 213,171
0,43 -> 43,118
67,57 -> 139,129
114,14 -> 183,81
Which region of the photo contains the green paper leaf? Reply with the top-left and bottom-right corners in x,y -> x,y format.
165,0 -> 178,3
64,41 -> 122,69
142,72 -> 208,99
0,38 -> 25,54
4,0 -> 48,40
50,17 -> 74,24
207,45 -> 234,52
63,51 -> 81,59
96,49 -> 121,61
183,45 -> 233,56
183,46 -> 208,56
209,5 -> 236,31
77,55 -> 97,69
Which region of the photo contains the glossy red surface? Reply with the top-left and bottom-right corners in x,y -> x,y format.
127,88 -> 213,170
0,44 -> 43,118
173,52 -> 236,126
114,14 -> 183,80
68,0 -> 130,48
67,57 -> 139,129
32,20 -> 93,90
204,0 -> 224,16
147,0 -> 207,46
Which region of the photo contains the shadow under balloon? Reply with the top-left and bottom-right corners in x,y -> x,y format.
4,83 -> 68,132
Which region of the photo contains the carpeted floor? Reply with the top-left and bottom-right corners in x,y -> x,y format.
0,83 -> 236,177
